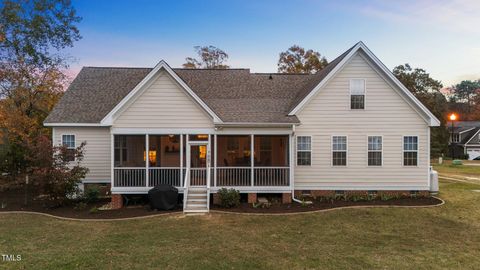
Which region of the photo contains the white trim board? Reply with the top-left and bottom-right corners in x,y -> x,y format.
100,60 -> 222,126
288,41 -> 440,127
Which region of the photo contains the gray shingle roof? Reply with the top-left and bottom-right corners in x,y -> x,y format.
45,47 -> 355,125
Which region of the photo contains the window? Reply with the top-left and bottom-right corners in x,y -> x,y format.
403,136 -> 418,166
368,136 -> 382,166
350,79 -> 365,109
62,134 -> 75,162
450,133 -> 460,143
297,136 -> 311,166
332,136 -> 347,166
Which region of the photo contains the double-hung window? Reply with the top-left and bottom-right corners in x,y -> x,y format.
297,136 -> 311,166
368,136 -> 382,166
403,136 -> 418,166
62,134 -> 76,162
332,136 -> 347,166
350,79 -> 365,109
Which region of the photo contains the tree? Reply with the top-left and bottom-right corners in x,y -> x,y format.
450,80 -> 480,117
393,64 -> 449,158
0,0 -> 81,177
277,45 -> 328,74
183,46 -> 229,69
392,64 -> 443,95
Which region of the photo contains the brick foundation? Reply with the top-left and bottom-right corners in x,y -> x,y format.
294,190 -> 430,199
111,194 -> 123,209
377,190 -> 411,198
248,193 -> 257,203
311,190 -> 335,198
282,193 -> 292,204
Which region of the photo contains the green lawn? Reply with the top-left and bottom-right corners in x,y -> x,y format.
1,180 -> 480,269
433,161 -> 480,178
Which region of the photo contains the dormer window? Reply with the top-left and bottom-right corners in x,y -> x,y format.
350,79 -> 365,109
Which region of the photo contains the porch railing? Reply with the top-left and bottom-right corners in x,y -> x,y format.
254,167 -> 289,186
149,167 -> 183,187
216,167 -> 251,186
190,168 -> 207,186
114,167 -> 289,188
114,168 -> 146,187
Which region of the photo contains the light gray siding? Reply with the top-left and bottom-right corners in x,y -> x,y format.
53,127 -> 111,183
113,71 -> 214,129
294,52 -> 430,190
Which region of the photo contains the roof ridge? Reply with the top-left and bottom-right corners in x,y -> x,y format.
252,73 -> 312,75
83,66 -> 152,69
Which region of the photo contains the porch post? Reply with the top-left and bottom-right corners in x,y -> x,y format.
180,134 -> 183,186
251,134 -> 254,187
145,134 -> 149,187
289,133 -> 294,190
214,133 -> 217,187
111,132 -> 115,188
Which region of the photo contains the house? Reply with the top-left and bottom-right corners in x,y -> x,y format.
44,42 -> 440,212
447,121 -> 480,160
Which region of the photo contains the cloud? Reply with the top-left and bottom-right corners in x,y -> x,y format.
357,0 -> 480,34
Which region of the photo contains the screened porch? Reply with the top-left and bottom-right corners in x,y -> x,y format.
112,134 -> 291,192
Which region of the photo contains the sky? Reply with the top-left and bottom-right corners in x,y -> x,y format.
66,0 -> 480,86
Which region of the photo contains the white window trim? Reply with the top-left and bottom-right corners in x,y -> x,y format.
61,134 -> 76,162
296,135 -> 312,166
331,135 -> 348,167
367,135 -> 383,167
451,133 -> 460,143
349,79 -> 366,110
402,135 -> 419,167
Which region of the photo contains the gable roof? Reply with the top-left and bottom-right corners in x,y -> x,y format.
44,66 -> 311,126
44,41 -> 440,127
462,127 -> 480,145
288,41 -> 440,126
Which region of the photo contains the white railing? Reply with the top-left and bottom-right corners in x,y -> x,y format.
149,167 -> 182,187
114,168 -> 146,187
190,168 -> 207,186
254,167 -> 290,186
114,167 -> 290,188
216,167 -> 251,186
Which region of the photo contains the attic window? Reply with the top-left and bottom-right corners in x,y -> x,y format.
350,79 -> 365,109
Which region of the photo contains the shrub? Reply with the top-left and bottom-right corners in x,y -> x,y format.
29,136 -> 89,205
74,201 -> 87,210
84,186 -> 100,203
89,206 -> 99,214
317,194 -> 335,203
217,188 -> 240,208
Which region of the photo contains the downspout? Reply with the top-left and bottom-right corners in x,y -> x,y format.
290,124 -> 302,204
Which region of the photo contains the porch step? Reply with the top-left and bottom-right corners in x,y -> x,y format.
184,187 -> 209,213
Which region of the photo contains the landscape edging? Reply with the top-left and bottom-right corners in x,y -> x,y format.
0,196 -> 444,221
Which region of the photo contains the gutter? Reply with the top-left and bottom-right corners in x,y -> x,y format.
290,124 -> 303,204
215,122 -> 299,128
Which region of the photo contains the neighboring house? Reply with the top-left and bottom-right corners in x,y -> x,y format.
447,121 -> 480,160
44,42 -> 440,212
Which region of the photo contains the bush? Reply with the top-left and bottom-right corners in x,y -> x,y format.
84,186 -> 100,203
30,136 -> 89,205
217,188 -> 240,208
89,206 -> 99,214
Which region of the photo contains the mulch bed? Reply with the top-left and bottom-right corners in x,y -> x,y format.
0,188 -> 181,219
212,197 -> 443,214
